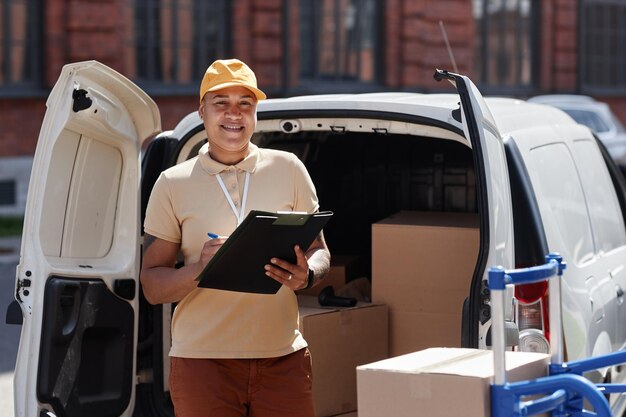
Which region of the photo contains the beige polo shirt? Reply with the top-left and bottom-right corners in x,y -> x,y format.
144,143 -> 319,358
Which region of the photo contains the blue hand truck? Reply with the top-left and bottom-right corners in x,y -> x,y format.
489,253 -> 626,417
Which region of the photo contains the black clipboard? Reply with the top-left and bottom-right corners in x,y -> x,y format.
196,210 -> 333,294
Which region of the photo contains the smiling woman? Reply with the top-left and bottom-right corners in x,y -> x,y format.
199,87 -> 259,165
139,58 -> 330,417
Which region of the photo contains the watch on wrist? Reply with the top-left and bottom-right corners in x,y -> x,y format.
304,268 -> 315,289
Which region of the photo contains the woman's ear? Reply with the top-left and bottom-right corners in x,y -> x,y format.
198,101 -> 205,119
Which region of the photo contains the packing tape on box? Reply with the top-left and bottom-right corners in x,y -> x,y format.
408,349 -> 486,374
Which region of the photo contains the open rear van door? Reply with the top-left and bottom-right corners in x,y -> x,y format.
13,61 -> 161,417
434,70 -> 515,348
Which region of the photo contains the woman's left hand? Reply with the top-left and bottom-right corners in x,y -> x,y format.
264,244 -> 309,290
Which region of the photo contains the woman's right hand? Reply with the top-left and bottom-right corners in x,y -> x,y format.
199,236 -> 228,267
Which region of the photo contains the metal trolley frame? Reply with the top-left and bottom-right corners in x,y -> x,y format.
489,253 -> 626,417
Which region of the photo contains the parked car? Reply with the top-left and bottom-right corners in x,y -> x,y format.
528,94 -> 626,169
10,61 -> 626,416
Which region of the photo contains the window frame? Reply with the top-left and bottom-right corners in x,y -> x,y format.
295,0 -> 384,94
579,0 -> 626,95
0,0 -> 44,97
472,0 -> 541,96
126,0 -> 232,96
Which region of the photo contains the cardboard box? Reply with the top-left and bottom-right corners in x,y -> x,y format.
298,254 -> 367,297
298,296 -> 388,417
372,211 -> 479,356
357,348 -> 550,417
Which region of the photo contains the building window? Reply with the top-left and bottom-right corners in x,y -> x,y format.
580,0 -> 626,94
0,0 -> 42,94
125,0 -> 231,93
299,0 -> 381,88
473,0 -> 539,93
0,179 -> 16,206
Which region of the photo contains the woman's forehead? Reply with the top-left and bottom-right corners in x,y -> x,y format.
208,85 -> 256,100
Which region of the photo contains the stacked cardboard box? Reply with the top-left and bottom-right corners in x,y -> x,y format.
357,348 -> 550,417
371,211 -> 479,357
298,254 -> 367,297
298,296 -> 388,417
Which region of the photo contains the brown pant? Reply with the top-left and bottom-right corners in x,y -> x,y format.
169,348 -> 315,417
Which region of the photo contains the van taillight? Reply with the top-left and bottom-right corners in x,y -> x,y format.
517,301 -> 543,330
515,282 -> 550,353
515,281 -> 548,304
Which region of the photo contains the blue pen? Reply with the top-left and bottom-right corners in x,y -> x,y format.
207,232 -> 219,239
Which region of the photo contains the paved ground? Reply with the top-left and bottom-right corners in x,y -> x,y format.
0,237 -> 22,417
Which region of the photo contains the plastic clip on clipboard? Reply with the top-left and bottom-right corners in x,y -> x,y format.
196,210 -> 333,294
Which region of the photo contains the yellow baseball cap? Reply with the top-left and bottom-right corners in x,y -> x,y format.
199,59 -> 267,104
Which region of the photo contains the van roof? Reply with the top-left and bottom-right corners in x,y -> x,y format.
260,93 -> 579,138
484,97 -> 577,135
259,93 -> 462,125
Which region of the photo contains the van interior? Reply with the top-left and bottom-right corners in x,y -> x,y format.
257,130 -> 478,262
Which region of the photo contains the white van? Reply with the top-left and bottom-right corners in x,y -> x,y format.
10,61 -> 626,416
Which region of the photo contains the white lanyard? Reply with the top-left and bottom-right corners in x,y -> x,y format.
216,172 -> 250,225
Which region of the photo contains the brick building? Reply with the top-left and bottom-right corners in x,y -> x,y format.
0,0 -> 625,214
